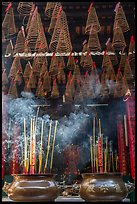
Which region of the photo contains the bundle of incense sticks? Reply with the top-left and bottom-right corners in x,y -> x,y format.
89,118 -> 120,173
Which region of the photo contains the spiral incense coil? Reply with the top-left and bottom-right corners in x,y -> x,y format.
123,57 -> 133,83
5,41 -> 13,56
24,79 -> 31,93
40,63 -> 48,78
49,56 -> 59,79
106,42 -> 118,66
57,56 -> 65,69
45,2 -> 57,18
51,79 -> 59,98
8,81 -> 18,98
28,71 -> 37,89
2,29 -> 6,43
82,50 -> 93,71
113,4 -> 129,33
17,2 -> 34,16
9,57 -> 23,79
73,65 -> 82,84
35,78 -> 44,97
67,56 -> 76,71
112,23 -> 126,51
57,68 -> 66,84
2,2 -> 11,6
25,8 -> 34,34
48,2 -> 62,35
87,32 -> 101,52
119,53 -> 127,74
23,62 -> 32,78
23,42 -> 33,60
32,56 -> 48,77
80,43 -> 88,67
128,37 -> 135,66
65,75 -> 75,102
2,70 -> 9,85
49,10 -> 71,53
15,72 -> 23,86
114,71 -> 125,98
85,6 -> 101,34
13,30 -> 25,55
34,25 -> 49,53
2,6 -> 17,39
25,9 -> 42,53
43,71 -> 51,94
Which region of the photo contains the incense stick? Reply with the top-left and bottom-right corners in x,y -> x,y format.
38,119 -> 44,173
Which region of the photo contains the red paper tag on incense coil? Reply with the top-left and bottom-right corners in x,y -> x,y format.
86,51 -> 90,59
88,2 -> 93,13
21,26 -> 25,38
39,42 -> 43,49
104,49 -> 107,56
56,6 -> 62,19
92,61 -> 96,68
52,3 -> 57,16
32,6 -> 38,22
68,52 -> 72,59
68,71 -> 72,78
5,2 -> 12,12
117,67 -> 121,75
114,2 -> 120,12
59,62 -> 63,69
84,70 -> 89,78
130,35 -> 134,42
53,78 -> 57,85
52,53 -> 56,60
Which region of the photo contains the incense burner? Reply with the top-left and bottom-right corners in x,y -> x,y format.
79,173 -> 135,202
3,174 -> 60,202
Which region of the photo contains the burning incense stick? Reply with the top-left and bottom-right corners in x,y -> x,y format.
90,137 -> 94,173
38,119 -> 44,173
44,120 -> 52,173
104,136 -> 108,172
124,115 -> 128,147
24,118 -> 28,173
30,118 -> 36,174
95,144 -> 98,173
29,118 -> 33,166
93,117 -> 95,172
98,119 -> 103,173
50,120 -> 58,173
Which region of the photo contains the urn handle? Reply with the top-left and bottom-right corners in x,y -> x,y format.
2,181 -> 11,195
125,181 -> 135,194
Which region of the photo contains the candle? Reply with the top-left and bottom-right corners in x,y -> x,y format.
50,120 -> 58,173
124,115 -> 128,146
44,120 -> 52,173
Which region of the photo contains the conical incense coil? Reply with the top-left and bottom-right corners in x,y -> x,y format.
57,67 -> 66,84
25,6 -> 34,34
9,57 -> 23,79
87,32 -> 101,52
25,9 -> 42,52
24,79 -> 31,93
128,35 -> 135,64
57,56 -> 65,69
27,71 -> 37,88
82,50 -> 93,70
2,29 -> 6,43
2,69 -> 9,85
80,43 -> 88,67
8,80 -> 18,98
85,5 -> 101,34
65,75 -> 75,102
73,65 -> 82,84
49,56 -> 59,78
17,2 -> 34,16
5,40 -> 14,56
114,69 -> 125,98
2,2 -> 11,6
51,78 -> 59,98
49,10 -> 71,52
43,71 -> 51,95
119,53 -> 127,74
112,23 -> 126,51
100,70 -> 109,98
23,61 -> 32,78
45,2 -> 57,18
123,57 -> 133,83
113,3 -> 129,33
2,60 -> 5,72
34,25 -> 49,53
2,5 -> 17,39
23,42 -> 33,60
106,42 -> 118,66
40,62 -> 48,78
32,56 -> 48,76
56,26 -> 72,53
13,29 -> 25,55
48,2 -> 62,35
67,56 -> 76,71
14,72 -> 23,86
35,78 -> 44,97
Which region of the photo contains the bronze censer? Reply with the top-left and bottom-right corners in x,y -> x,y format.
79,173 -> 135,202
3,174 -> 60,202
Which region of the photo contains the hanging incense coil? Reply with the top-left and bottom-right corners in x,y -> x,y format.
2,29 -> 6,43
48,2 -> 62,35
82,49 -> 93,70
67,56 -> 76,71
113,3 -> 129,33
123,57 -> 133,84
73,65 -> 82,84
128,36 -> 135,75
112,23 -> 126,51
57,67 -> 66,84
65,75 -> 75,102
2,2 -> 11,6
40,62 -> 48,78
32,56 -> 48,76
8,80 -> 18,98
23,41 -> 33,60
25,7 -> 34,34
27,71 -> 37,89
49,56 -> 59,79
87,32 -> 101,52
2,6 -> 17,39
114,70 -> 125,98
80,43 -> 87,67
24,79 -> 31,93
51,79 -> 59,98
49,10 -> 71,53
43,71 -> 51,95
17,2 -> 34,16
34,25 -> 49,53
119,53 -> 127,74
45,2 -> 57,18
106,42 -> 118,66
85,6 -> 101,34
23,61 -> 32,79
25,8 -> 42,53
14,72 -> 23,86
9,57 -> 23,79
13,30 -> 25,55
2,70 -> 9,85
5,40 -> 14,56
35,78 -> 44,97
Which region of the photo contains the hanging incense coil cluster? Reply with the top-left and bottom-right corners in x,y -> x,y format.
49,10 -> 72,53
17,2 -> 34,16
113,3 -> 129,33
13,29 -> 25,55
2,5 -> 17,39
48,2 -> 62,35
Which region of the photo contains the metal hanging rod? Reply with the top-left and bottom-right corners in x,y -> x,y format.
31,104 -> 108,107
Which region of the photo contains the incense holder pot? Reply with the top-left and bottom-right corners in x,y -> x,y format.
3,174 -> 60,202
79,173 -> 135,202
